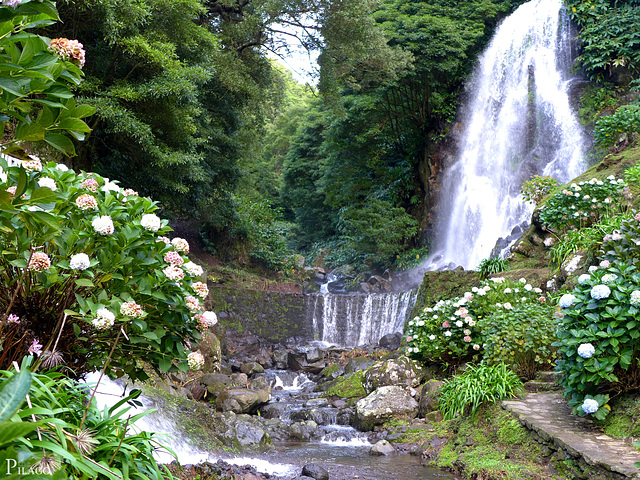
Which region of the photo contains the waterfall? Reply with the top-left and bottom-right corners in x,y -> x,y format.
306,290 -> 417,347
434,0 -> 585,269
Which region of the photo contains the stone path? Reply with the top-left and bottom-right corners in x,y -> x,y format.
502,392 -> 640,479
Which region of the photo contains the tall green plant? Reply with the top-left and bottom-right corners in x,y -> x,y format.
0,0 -> 94,157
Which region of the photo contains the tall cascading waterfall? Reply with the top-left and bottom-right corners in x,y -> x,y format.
434,0 -> 585,269
305,290 -> 418,347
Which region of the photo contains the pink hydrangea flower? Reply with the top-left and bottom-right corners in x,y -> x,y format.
82,178 -> 99,192
463,336 -> 472,343
28,252 -> 51,272
442,321 -> 450,328
49,38 -> 86,67
164,251 -> 184,266
76,194 -> 98,210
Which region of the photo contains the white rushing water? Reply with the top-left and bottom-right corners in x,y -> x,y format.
85,373 -> 297,477
434,0 -> 585,269
307,289 -> 417,347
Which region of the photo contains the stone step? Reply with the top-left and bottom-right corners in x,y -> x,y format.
502,393 -> 640,479
535,370 -> 563,383
523,380 -> 562,393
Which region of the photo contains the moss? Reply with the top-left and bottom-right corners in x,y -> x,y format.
322,370 -> 366,398
321,363 -> 340,377
595,394 -> 640,439
410,270 -> 480,318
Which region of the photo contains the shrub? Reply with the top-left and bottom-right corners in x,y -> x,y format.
0,360 -> 175,478
395,247 -> 428,271
521,175 -> 559,205
0,159 -> 212,380
480,302 -> 557,380
405,277 -> 544,365
554,262 -> 640,420
594,105 -> 640,148
600,212 -> 640,270
538,176 -> 626,232
550,213 -> 630,268
0,0 -> 94,157
477,257 -> 509,279
439,363 -> 523,421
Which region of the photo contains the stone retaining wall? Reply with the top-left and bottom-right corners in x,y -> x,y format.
208,284 -> 312,343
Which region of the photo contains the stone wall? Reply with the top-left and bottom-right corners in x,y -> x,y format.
208,284 -> 312,343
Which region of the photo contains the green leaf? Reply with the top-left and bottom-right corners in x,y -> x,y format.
158,358 -> 172,373
29,186 -> 57,204
43,132 -> 75,156
75,278 -> 94,288
0,420 -> 39,447
0,370 -> 32,423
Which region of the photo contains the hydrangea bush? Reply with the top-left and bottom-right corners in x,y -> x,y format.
405,277 -> 546,366
554,262 -> 640,419
521,175 -> 559,205
538,176 -> 626,232
0,158 -> 213,380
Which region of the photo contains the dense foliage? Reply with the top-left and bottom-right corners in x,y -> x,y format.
0,361 -> 175,479
0,158 -> 212,380
565,0 -> 640,85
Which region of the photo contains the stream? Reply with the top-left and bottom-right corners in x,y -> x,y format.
88,372 -> 457,480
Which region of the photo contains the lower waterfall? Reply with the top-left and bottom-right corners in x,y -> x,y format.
306,290 -> 418,347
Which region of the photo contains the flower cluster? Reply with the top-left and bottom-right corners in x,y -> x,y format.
192,281 -> 209,299
48,38 -> 86,67
184,261 -> 203,277
70,253 -> 91,270
577,343 -> 595,359
141,213 -> 162,232
92,308 -> 115,330
164,251 -> 184,266
28,252 -> 51,272
590,284 -> 611,300
172,238 -> 189,253
81,178 -> 99,192
7,314 -> 20,324
187,351 -> 205,370
120,301 -> 144,318
581,398 -> 599,415
539,176 -> 626,231
76,194 -> 97,210
92,216 -> 114,235
22,158 -> 42,172
185,296 -> 200,313
38,177 -> 56,191
163,265 -> 184,282
559,293 -> 576,308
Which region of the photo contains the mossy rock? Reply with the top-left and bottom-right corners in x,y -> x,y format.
320,370 -> 366,398
410,270 -> 480,319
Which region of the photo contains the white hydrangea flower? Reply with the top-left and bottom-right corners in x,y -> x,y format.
140,213 -> 162,232
577,343 -> 595,359
578,274 -> 591,285
184,261 -> 204,277
92,308 -> 115,330
37,177 -> 56,191
70,253 -> 91,270
581,398 -> 599,415
172,237 -> 189,253
102,179 -> 120,193
187,351 -> 205,370
202,311 -> 218,327
163,265 -> 184,282
55,163 -> 69,172
630,290 -> 640,307
92,216 -> 114,235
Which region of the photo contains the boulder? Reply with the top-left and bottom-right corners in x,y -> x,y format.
240,362 -> 265,375
288,421 -> 318,441
344,356 -> 375,375
249,375 -> 270,391
290,408 -> 331,426
301,463 -> 329,480
258,403 -> 288,419
418,380 -> 443,416
216,415 -> 273,451
190,384 -> 207,401
288,347 -> 325,373
355,386 -> 419,431
215,389 -> 270,414
231,373 -> 248,387
272,349 -> 289,369
370,439 -> 395,456
378,332 -> 402,351
225,332 -> 273,359
198,332 -> 222,373
199,373 -> 232,388
362,356 -> 429,394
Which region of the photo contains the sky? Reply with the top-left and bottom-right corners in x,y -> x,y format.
267,23 -> 319,85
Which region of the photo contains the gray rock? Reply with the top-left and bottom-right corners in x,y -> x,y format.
259,403 -> 288,419
199,373 -> 232,388
241,362 -> 265,375
272,349 -> 289,370
288,348 -> 325,373
301,463 -> 329,480
215,389 -> 270,414
198,332 -> 222,373
356,386 -> 419,431
249,375 -> 270,391
370,439 -> 395,456
362,356 -> 429,394
378,332 -> 402,351
344,357 -> 374,375
291,408 -> 330,426
288,421 -> 318,441
231,373 -> 248,387
418,380 -> 443,416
